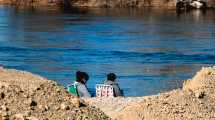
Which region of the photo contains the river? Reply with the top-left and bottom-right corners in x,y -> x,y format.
0,6 -> 215,96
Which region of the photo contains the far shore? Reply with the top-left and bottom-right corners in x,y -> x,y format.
0,0 -> 214,11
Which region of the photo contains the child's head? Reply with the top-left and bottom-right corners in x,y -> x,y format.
107,73 -> 117,82
76,71 -> 89,84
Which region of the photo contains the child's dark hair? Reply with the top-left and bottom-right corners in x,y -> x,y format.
107,73 -> 117,81
76,71 -> 89,84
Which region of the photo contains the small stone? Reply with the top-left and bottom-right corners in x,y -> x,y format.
2,115 -> 9,120
164,94 -> 170,98
51,82 -> 57,86
44,106 -> 49,111
60,103 -> 70,110
14,113 -> 25,119
1,105 -> 9,111
0,92 -> 5,99
146,103 -> 152,107
23,94 -> 29,98
55,106 -> 60,110
36,87 -> 41,91
56,88 -> 61,92
208,72 -> 212,75
26,116 -> 39,120
39,105 -> 49,111
162,101 -> 169,105
24,111 -> 31,116
195,91 -> 205,99
71,98 -> 81,108
2,112 -> 8,117
30,100 -> 37,107
38,105 -> 43,109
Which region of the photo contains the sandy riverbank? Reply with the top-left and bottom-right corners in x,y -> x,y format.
85,67 -> 215,120
1,66 -> 215,120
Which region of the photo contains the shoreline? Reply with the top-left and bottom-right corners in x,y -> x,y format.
85,66 -> 215,119
1,66 -> 215,119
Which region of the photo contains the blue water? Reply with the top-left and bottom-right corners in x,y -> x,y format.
0,6 -> 215,96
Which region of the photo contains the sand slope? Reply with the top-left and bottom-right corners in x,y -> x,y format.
85,67 -> 215,120
0,67 -> 110,120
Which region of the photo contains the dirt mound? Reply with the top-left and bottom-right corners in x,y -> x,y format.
85,67 -> 215,120
0,67 -> 110,120
183,66 -> 215,91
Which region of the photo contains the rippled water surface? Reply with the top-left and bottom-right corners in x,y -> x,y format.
0,6 -> 215,96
